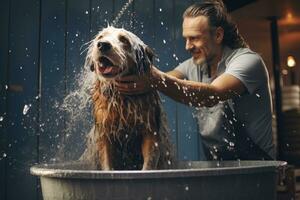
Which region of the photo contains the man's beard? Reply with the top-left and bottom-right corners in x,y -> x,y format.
192,53 -> 214,66
192,56 -> 205,65
190,47 -> 214,66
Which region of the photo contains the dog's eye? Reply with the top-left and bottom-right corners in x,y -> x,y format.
119,35 -> 131,47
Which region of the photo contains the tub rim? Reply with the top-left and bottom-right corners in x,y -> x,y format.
30,160 -> 287,180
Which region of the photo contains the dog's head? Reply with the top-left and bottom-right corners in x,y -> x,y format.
86,26 -> 155,80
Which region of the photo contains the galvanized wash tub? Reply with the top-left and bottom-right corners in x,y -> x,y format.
30,161 -> 286,200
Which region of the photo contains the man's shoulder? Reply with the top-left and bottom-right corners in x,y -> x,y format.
179,57 -> 195,67
225,47 -> 263,67
175,57 -> 196,70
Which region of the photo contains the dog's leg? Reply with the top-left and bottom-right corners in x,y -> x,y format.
141,134 -> 160,170
98,136 -> 113,170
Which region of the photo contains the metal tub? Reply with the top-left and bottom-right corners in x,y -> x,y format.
30,161 -> 286,200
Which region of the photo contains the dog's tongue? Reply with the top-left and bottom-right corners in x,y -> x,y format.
99,66 -> 119,75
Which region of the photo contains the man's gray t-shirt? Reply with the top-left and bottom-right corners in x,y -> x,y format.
175,46 -> 275,158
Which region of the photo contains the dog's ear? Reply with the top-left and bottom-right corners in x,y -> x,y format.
136,45 -> 156,74
145,46 -> 155,63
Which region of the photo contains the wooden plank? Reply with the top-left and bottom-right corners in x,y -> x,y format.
91,0 -> 113,35
153,0 -> 179,155
133,0 -> 154,46
6,0 -> 39,199
174,0 -> 206,161
61,0 -> 92,161
38,0 -> 66,164
0,0 -> 10,199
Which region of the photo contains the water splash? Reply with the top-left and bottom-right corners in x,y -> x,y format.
112,0 -> 134,26
23,104 -> 32,115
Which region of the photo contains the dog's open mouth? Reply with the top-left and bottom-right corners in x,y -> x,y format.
98,56 -> 122,77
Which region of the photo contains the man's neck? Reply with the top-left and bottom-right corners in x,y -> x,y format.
207,46 -> 224,78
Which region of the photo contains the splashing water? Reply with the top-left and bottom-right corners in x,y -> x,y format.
111,0 -> 134,26
23,104 -> 32,115
55,65 -> 96,161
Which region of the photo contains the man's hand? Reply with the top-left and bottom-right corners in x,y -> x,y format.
115,74 -> 153,95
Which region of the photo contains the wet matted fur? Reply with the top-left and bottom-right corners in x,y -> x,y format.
80,27 -> 174,170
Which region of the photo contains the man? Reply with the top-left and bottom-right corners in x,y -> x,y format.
117,1 -> 275,160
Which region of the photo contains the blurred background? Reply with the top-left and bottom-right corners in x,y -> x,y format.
0,0 -> 300,199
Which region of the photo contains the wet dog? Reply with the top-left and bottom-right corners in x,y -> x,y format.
81,27 -> 173,170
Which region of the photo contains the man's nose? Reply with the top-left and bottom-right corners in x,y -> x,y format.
97,41 -> 112,52
185,40 -> 193,51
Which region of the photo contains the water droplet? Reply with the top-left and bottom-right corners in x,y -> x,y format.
154,142 -> 158,147
167,160 -> 171,165
147,197 -> 152,200
0,116 -> 4,122
23,104 -> 32,115
153,131 -> 157,135
185,186 -> 189,191
229,142 -> 235,147
209,95 -> 215,99
75,33 -> 79,37
3,153 -> 7,158
54,16 -> 57,19
163,39 -> 166,44
85,10 -> 89,14
5,85 -> 8,90
160,21 -> 164,26
159,8 -> 162,12
256,93 -> 260,98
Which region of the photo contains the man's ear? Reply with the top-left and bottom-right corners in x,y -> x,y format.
215,26 -> 224,45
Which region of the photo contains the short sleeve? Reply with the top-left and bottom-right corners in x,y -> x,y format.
225,53 -> 267,94
174,58 -> 192,79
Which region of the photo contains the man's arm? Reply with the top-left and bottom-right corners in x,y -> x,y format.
115,69 -> 185,95
151,67 -> 246,107
166,70 -> 185,79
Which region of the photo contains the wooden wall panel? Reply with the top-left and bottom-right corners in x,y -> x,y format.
61,0 -> 92,161
6,0 -> 39,199
39,0 -> 66,164
153,0 -> 179,154
174,0 -> 206,160
0,1 -> 10,199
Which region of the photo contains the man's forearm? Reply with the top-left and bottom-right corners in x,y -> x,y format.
151,70 -> 229,107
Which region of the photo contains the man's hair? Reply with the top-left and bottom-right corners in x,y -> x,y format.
183,0 -> 248,49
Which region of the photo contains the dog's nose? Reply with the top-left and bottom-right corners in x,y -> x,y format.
97,42 -> 112,52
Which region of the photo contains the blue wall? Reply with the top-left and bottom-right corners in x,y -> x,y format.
0,0 -> 205,199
